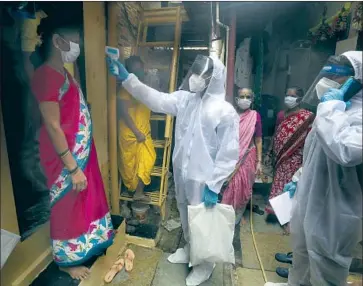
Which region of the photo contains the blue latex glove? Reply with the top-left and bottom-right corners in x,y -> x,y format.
203,186 -> 218,208
106,57 -> 129,81
321,88 -> 351,109
283,182 -> 297,198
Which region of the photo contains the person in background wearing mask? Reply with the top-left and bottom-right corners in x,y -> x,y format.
221,88 -> 263,225
265,87 -> 314,232
31,16 -> 114,280
108,55 -> 239,286
117,56 -> 156,202
265,51 -> 362,286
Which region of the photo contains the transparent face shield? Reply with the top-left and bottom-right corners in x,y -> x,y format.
301,55 -> 354,111
179,55 -> 214,93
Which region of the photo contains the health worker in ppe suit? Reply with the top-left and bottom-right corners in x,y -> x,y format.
265,51 -> 363,286
108,55 -> 239,286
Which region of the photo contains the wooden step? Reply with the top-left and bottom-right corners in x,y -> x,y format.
151,114 -> 166,121
153,139 -> 170,148
151,166 -> 164,177
139,41 -> 174,47
119,192 -> 167,206
143,7 -> 189,22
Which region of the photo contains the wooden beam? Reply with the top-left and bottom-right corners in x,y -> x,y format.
139,41 -> 174,47
106,2 -> 120,215
226,10 -> 236,103
143,7 -> 189,21
83,2 -> 111,208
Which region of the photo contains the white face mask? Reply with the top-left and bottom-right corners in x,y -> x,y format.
237,98 -> 252,110
315,77 -> 341,99
284,96 -> 299,109
58,40 -> 80,63
189,74 -> 206,93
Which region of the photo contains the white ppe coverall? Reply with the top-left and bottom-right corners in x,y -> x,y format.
288,51 -> 363,286
122,56 -> 239,285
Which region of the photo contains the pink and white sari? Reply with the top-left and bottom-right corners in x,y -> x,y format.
32,65 -> 114,267
222,110 -> 257,211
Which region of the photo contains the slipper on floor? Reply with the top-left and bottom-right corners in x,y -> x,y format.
275,252 -> 293,264
104,258 -> 124,283
252,205 -> 265,215
124,249 -> 135,272
276,267 -> 289,278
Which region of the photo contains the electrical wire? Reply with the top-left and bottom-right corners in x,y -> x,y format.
250,192 -> 268,283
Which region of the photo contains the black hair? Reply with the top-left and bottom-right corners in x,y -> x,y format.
34,13 -> 81,66
287,86 -> 304,98
125,56 -> 144,71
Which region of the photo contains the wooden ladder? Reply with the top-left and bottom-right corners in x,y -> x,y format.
119,6 -> 188,220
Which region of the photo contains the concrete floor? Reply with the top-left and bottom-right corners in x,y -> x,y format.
152,253 -> 224,286
31,187 -> 362,286
109,192 -> 288,286
235,194 -> 363,285
235,194 -> 291,285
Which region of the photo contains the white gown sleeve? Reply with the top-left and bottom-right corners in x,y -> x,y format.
315,100 -> 363,167
122,74 -> 186,116
206,111 -> 240,194
292,167 -> 303,183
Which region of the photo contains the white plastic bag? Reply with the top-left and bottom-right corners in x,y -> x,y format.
188,203 -> 235,267
1,229 -> 21,269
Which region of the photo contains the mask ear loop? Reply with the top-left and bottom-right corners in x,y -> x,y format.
54,35 -> 69,51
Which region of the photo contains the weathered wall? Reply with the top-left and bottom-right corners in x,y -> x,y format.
117,2 -> 143,60
83,2 -> 110,201
262,2 -> 352,97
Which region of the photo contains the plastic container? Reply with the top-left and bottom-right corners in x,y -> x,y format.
131,203 -> 150,223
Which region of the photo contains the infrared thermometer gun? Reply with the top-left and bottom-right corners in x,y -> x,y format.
340,76 -> 363,102
105,46 -> 120,74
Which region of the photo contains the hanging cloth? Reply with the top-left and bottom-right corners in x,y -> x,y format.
234,38 -> 252,89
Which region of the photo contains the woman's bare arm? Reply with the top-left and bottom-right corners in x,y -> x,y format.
255,136 -> 263,163
39,102 -> 78,170
117,98 -> 140,136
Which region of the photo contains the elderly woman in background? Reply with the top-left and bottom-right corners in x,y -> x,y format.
222,88 -> 263,224
265,87 -> 314,228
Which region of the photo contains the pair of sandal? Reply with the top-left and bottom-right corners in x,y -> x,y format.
104,249 -> 135,283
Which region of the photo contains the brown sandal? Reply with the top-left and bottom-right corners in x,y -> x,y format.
124,249 -> 135,272
104,258 -> 124,283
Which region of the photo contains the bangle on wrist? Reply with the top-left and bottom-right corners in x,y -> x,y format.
59,149 -> 70,158
69,166 -> 79,175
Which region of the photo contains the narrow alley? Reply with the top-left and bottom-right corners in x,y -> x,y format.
1,2 -> 362,286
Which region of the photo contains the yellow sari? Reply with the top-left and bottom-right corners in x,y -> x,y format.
118,89 -> 156,191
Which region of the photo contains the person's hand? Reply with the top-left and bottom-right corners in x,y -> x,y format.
203,185 -> 218,208
71,168 -> 88,192
135,130 -> 146,143
321,88 -> 351,109
283,181 -> 297,198
256,161 -> 262,177
106,57 -> 130,82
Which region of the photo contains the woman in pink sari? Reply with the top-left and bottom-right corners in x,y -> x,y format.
265,87 -> 314,219
31,18 -> 113,280
222,88 -> 263,224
